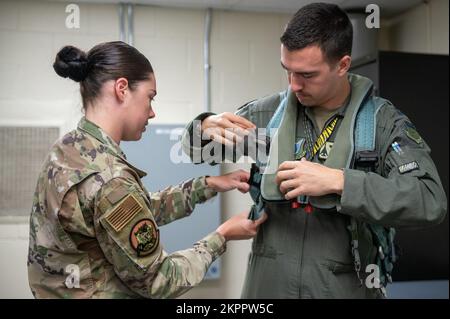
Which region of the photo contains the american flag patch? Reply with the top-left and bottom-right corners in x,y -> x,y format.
105,194 -> 142,232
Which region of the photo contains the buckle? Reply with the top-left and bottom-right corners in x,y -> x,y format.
355,150 -> 378,168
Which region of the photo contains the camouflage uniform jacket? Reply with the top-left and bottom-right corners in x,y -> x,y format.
28,117 -> 225,298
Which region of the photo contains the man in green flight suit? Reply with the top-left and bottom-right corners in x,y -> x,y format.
181,3 -> 447,298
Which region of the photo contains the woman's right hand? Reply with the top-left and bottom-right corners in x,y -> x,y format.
216,211 -> 268,241
205,170 -> 250,193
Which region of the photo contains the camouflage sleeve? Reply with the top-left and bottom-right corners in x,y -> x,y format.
181,104 -> 254,165
94,177 -> 226,299
149,176 -> 217,226
338,103 -> 447,229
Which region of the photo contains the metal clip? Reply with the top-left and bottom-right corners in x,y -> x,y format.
378,246 -> 385,260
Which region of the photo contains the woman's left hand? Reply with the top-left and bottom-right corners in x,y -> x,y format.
206,169 -> 250,193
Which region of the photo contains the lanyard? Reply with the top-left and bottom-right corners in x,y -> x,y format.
303,110 -> 339,160
292,110 -> 340,212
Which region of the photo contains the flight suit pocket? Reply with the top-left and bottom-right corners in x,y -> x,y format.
321,259 -> 366,299
242,229 -> 297,298
251,243 -> 278,259
327,260 -> 354,274
242,249 -> 298,299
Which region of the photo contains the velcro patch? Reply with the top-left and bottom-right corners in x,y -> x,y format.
106,187 -> 129,205
398,161 -> 419,174
318,141 -> 334,160
404,122 -> 422,144
130,219 -> 159,257
105,194 -> 142,232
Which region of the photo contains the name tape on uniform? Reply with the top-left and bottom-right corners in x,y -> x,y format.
398,161 -> 419,174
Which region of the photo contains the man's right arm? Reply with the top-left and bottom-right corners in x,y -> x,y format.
181,103 -> 254,165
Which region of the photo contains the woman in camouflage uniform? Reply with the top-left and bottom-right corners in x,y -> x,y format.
28,41 -> 267,298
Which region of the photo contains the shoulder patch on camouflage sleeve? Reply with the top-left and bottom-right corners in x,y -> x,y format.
129,219 -> 159,257
106,186 -> 129,205
105,194 -> 142,232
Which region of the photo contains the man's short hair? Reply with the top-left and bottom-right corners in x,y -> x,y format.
280,2 -> 353,64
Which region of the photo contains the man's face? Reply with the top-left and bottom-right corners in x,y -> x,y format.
280,44 -> 343,107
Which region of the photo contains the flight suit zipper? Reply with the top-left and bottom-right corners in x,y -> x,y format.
298,210 -> 309,297
297,109 -> 340,297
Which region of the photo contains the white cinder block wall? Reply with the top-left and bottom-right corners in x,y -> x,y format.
0,0 -> 448,299
0,0 -> 290,299
0,0 -> 122,299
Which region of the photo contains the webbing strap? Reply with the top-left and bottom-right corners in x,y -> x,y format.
355,98 -> 376,152
265,91 -> 288,138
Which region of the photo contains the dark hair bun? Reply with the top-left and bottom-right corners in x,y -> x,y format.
53,46 -> 89,82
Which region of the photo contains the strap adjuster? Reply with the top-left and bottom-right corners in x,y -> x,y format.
355,150 -> 378,168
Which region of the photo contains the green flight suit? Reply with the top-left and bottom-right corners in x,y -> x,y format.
181,73 -> 447,298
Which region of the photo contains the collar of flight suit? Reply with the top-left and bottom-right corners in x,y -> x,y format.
303,86 -> 351,130
77,117 -> 148,178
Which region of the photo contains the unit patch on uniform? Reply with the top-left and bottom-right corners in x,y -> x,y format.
105,194 -> 142,232
130,219 -> 159,257
294,138 -> 306,160
318,142 -> 334,160
404,122 -> 422,144
398,161 -> 419,174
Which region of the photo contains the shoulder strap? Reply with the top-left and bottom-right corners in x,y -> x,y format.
265,91 -> 289,134
353,96 -> 386,171
350,96 -> 397,295
355,96 -> 386,152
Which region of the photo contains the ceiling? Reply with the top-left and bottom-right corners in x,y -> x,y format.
52,0 -> 424,18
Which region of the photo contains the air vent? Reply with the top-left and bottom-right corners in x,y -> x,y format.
0,126 -> 59,217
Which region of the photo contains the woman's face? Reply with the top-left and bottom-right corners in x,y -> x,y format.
122,74 -> 157,141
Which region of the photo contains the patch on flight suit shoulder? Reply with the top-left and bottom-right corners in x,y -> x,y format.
130,219 -> 159,257
105,194 -> 142,232
318,142 -> 334,160
404,122 -> 422,145
398,161 -> 419,174
294,138 -> 306,160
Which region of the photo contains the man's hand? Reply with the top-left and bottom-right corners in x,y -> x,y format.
202,112 -> 256,147
206,169 -> 250,193
216,211 -> 268,241
275,158 -> 344,199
